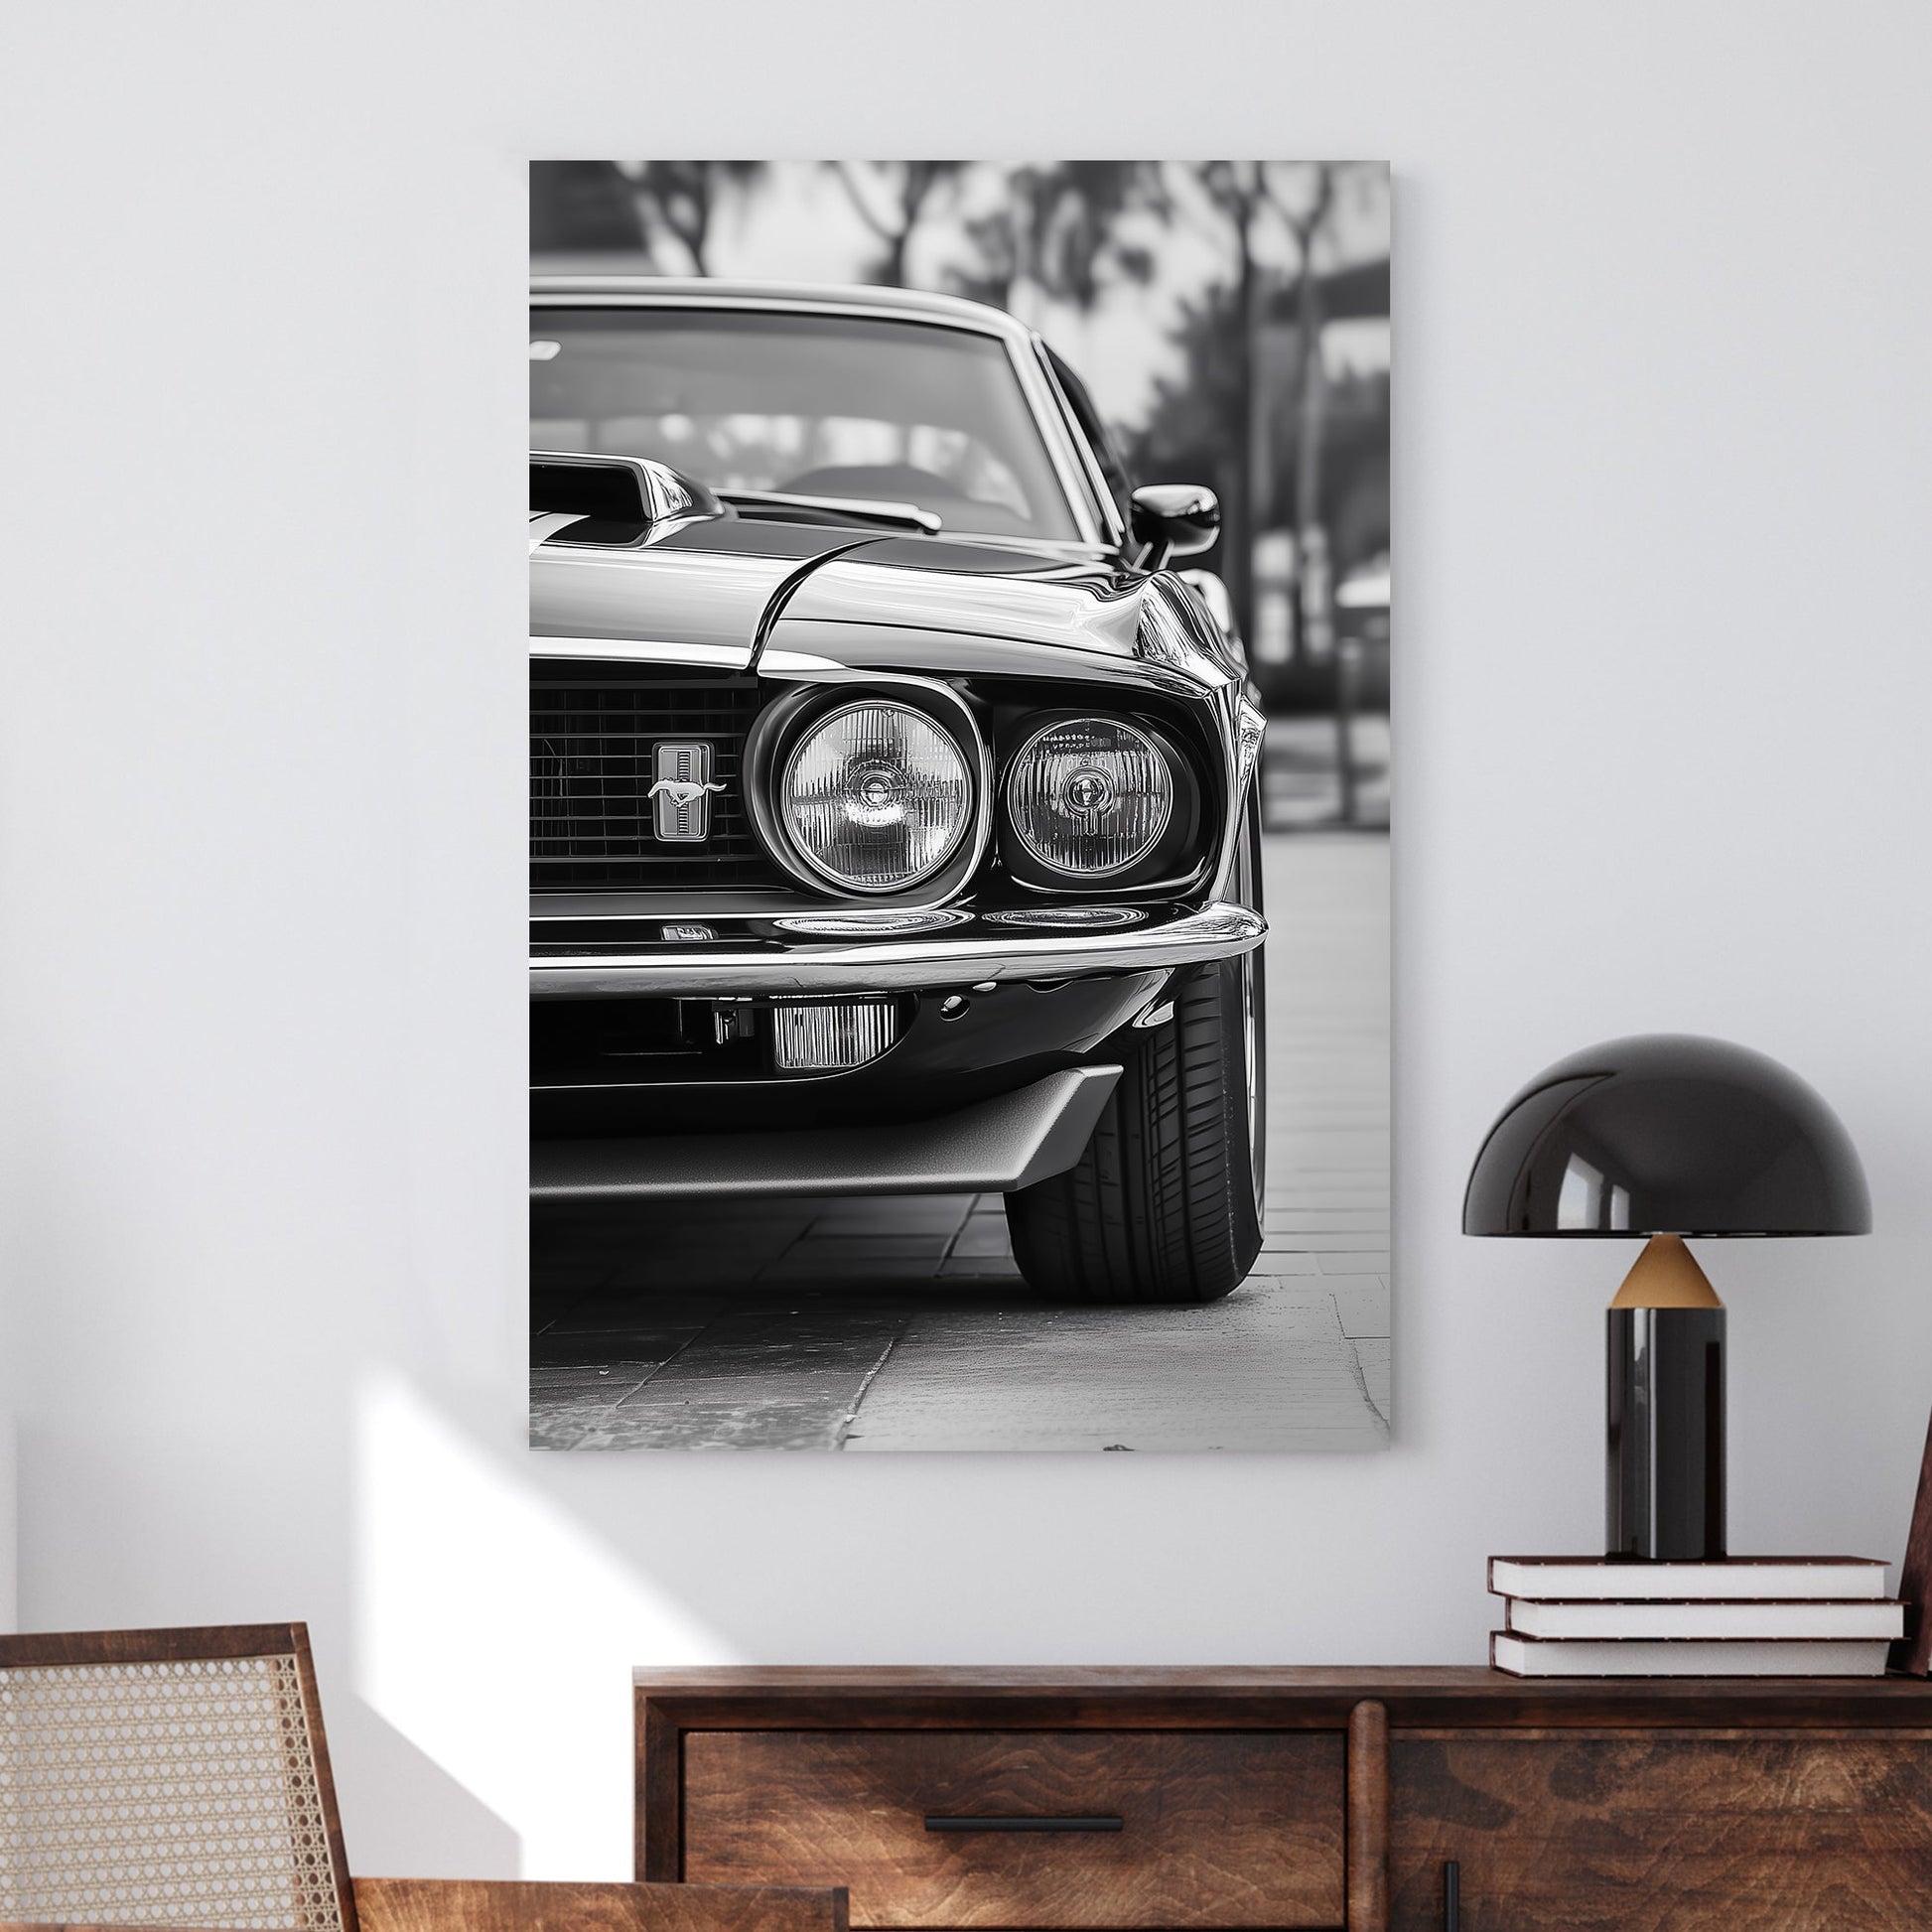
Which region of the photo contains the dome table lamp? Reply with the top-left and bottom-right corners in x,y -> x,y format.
1463,1034 -> 1869,1563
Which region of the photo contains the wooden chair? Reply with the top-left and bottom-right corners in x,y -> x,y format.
0,1624 -> 844,1932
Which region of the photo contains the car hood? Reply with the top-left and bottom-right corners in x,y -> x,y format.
530,516 -> 863,666
531,514 -> 1237,689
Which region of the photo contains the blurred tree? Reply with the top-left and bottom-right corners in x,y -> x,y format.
615,162 -> 765,275
829,163 -> 966,285
530,161 -> 645,255
948,162 -> 1165,315
1321,368 -> 1391,570
1185,162 -> 1386,641
1129,296 -> 1389,659
1276,166 -> 1336,541
1128,281 -> 1248,597
1135,310 -> 1386,546
1191,162 -> 1291,637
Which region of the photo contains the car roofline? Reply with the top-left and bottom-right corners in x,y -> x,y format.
530,275 -> 1034,345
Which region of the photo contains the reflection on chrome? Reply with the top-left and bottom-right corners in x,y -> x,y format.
983,906 -> 1147,929
773,909 -> 972,936
1558,1153 -> 1632,1231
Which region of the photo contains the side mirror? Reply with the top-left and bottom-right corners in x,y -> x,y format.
1130,483 -> 1220,569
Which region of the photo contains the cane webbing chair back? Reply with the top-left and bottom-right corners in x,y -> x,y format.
0,1624 -> 355,1932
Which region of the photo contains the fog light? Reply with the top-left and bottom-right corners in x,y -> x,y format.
771,998 -> 898,1071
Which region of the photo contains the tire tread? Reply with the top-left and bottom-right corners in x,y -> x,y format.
1006,958 -> 1262,1305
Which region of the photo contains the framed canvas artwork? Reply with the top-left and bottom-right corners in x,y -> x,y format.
528,160 -> 1390,1449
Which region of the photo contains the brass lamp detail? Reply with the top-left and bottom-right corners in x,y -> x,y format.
1609,1234 -> 1724,1311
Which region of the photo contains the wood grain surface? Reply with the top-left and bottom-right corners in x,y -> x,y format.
682,1729 -> 1344,1927
636,1668 -> 1932,1739
637,1671 -> 1932,1929
0,1624 -> 308,1667
353,1880 -> 848,1932
1345,1701 -> 1389,1932
1389,1730 -> 1932,1930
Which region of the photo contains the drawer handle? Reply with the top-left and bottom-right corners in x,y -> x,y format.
1443,1859 -> 1459,1932
924,1815 -> 1124,1834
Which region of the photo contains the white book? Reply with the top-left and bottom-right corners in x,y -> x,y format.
1504,1596 -> 1905,1641
1491,1631 -> 1892,1678
1489,1556 -> 1889,1601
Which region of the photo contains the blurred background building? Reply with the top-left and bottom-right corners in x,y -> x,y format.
532,159 -> 1390,827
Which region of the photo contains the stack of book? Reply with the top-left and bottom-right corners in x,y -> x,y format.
1488,1556 -> 1906,1676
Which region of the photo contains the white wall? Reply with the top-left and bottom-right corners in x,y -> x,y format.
5,0 -> 1932,1882
0,1365 -> 13,1632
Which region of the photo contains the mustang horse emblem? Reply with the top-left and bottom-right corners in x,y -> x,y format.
648,742 -> 723,841
647,778 -> 725,809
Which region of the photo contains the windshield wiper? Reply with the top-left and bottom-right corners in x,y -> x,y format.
717,487 -> 941,535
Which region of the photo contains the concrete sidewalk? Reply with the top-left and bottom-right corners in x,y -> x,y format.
530,833 -> 1390,1450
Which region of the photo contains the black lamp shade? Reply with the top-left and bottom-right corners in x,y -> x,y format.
1462,1034 -> 1869,1237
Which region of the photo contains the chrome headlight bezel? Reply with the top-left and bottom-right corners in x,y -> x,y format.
745,679 -> 992,901
779,699 -> 973,893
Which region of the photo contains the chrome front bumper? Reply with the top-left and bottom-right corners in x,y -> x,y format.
529,901 -> 1265,999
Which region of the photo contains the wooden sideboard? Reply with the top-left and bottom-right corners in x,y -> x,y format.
633,1667 -> 1932,1931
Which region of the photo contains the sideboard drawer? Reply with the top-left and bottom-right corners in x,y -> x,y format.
681,1728 -> 1345,1927
1390,1729 -> 1932,1930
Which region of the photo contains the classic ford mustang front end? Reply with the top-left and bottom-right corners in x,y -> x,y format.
530,280 -> 1268,1303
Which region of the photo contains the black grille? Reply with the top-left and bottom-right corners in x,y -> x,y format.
530,669 -> 778,891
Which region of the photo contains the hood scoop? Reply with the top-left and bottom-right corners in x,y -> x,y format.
530,451 -> 722,548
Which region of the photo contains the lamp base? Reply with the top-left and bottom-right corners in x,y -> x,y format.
1606,1237 -> 1726,1561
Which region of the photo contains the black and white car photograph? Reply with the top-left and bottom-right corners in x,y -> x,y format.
528,160 -> 1391,1449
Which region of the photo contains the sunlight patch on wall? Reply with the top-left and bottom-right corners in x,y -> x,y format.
352,1371 -> 732,1876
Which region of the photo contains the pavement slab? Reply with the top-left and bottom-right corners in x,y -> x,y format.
551,1309 -> 907,1449
845,1291 -> 1382,1452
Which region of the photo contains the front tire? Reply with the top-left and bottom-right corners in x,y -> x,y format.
1005,938 -> 1266,1306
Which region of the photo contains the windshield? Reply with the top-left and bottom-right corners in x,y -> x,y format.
530,307 -> 1079,542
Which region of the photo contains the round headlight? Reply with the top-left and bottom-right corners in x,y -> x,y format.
780,701 -> 973,892
1005,718 -> 1173,876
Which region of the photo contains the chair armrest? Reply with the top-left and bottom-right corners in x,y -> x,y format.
351,1878 -> 850,1932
